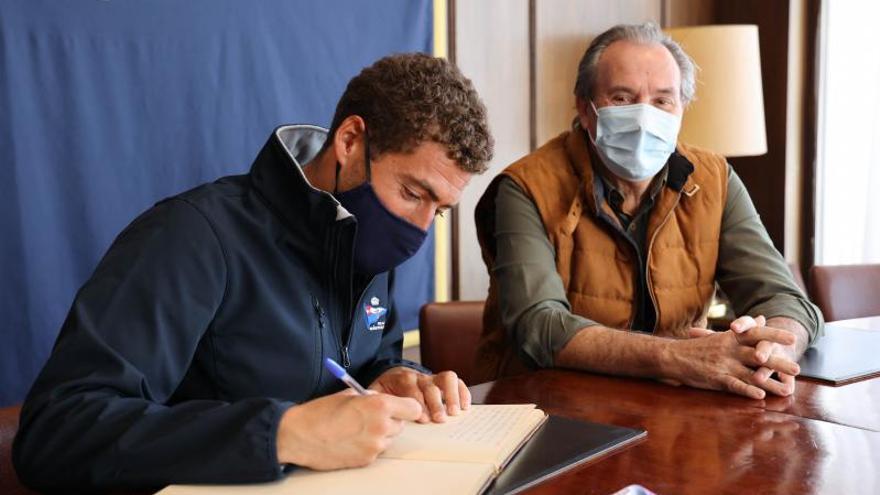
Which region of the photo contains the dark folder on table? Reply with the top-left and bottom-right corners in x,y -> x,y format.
487,415 -> 646,494
798,324 -> 880,385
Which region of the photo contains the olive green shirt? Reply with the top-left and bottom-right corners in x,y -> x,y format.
491,164 -> 824,368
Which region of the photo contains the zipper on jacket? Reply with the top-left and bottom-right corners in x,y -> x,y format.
645,193 -> 683,333
314,297 -> 326,330
328,220 -> 362,369
596,209 -> 641,329
341,346 -> 351,368
327,217 -> 380,370
325,225 -> 347,367
310,295 -> 326,396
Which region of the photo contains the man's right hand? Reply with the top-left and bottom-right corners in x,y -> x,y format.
276,389 -> 422,470
662,321 -> 800,400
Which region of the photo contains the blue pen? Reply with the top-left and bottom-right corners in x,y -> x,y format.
324,357 -> 369,395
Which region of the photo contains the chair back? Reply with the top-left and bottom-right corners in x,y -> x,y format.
787,262 -> 807,293
418,301 -> 485,385
0,404 -> 37,495
809,264 -> 880,321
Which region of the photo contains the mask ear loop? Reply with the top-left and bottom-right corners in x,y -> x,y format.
584,100 -> 601,144
333,126 -> 372,194
363,129 -> 372,183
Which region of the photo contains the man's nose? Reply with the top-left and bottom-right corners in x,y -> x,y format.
412,207 -> 434,232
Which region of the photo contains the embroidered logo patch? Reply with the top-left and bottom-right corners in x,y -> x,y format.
364,297 -> 387,332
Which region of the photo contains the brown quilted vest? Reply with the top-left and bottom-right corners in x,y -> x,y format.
474,128 -> 729,382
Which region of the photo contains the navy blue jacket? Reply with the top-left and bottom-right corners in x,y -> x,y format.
13,125 -> 426,490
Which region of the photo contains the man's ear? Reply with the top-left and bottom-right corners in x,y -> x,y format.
575,97 -> 592,130
332,115 -> 367,168
576,96 -> 603,140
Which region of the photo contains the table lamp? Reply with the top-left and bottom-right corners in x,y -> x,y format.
665,25 -> 768,157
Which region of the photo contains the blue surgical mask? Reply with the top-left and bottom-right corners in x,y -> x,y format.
334,135 -> 428,276
589,103 -> 682,181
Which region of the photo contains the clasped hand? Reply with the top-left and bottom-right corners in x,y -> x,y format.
672,315 -> 800,400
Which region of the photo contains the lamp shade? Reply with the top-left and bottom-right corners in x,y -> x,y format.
665,25 -> 767,157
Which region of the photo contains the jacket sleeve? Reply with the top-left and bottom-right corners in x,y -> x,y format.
356,270 -> 430,386
492,177 -> 598,368
716,166 -> 824,343
13,199 -> 291,491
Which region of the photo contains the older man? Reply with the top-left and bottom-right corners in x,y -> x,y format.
475,23 -> 822,399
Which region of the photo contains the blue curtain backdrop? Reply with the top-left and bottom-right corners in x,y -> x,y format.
0,0 -> 434,406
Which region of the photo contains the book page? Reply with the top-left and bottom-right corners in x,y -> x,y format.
156,459 -> 494,495
156,404 -> 547,495
382,404 -> 547,468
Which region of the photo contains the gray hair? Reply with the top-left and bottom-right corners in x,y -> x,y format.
574,22 -> 696,105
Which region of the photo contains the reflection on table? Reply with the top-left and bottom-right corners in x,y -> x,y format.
471,369 -> 880,494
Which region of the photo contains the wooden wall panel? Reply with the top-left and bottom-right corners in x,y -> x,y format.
453,0 -> 531,300
533,0 -> 663,146
663,0 -> 715,27
714,0 -> 791,252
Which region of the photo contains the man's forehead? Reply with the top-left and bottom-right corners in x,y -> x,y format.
411,165 -> 471,202
402,142 -> 472,202
596,41 -> 681,87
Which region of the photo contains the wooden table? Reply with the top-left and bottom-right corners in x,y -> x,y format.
471,322 -> 880,495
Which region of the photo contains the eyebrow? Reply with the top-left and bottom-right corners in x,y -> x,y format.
607,85 -> 637,94
606,86 -> 677,96
402,173 -> 451,208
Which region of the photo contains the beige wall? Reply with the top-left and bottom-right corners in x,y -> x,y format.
453,0 -> 531,300
534,0 -> 661,145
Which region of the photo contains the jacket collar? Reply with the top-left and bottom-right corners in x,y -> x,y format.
249,125 -> 352,234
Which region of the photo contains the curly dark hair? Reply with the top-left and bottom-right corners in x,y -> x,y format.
325,53 -> 493,174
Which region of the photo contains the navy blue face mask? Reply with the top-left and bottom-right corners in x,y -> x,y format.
334,136 -> 428,276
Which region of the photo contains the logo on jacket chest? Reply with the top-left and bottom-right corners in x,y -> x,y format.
364,296 -> 387,332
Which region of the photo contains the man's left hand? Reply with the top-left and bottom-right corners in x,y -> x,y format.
369,367 -> 471,423
733,315 -> 807,397
690,315 -> 800,397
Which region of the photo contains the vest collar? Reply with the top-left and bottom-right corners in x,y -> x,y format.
563,123 -> 697,223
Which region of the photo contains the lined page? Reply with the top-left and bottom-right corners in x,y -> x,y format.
156,459 -> 494,495
382,404 -> 546,466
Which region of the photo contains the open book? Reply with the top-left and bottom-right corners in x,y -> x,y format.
157,403 -> 648,494
157,404 -> 548,495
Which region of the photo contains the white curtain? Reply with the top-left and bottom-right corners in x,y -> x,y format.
816,0 -> 880,265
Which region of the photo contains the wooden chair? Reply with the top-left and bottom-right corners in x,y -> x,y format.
0,404 -> 38,495
809,263 -> 880,321
418,301 -> 485,385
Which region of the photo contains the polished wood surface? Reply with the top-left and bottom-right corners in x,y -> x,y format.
762,376 -> 880,431
471,369 -> 880,494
